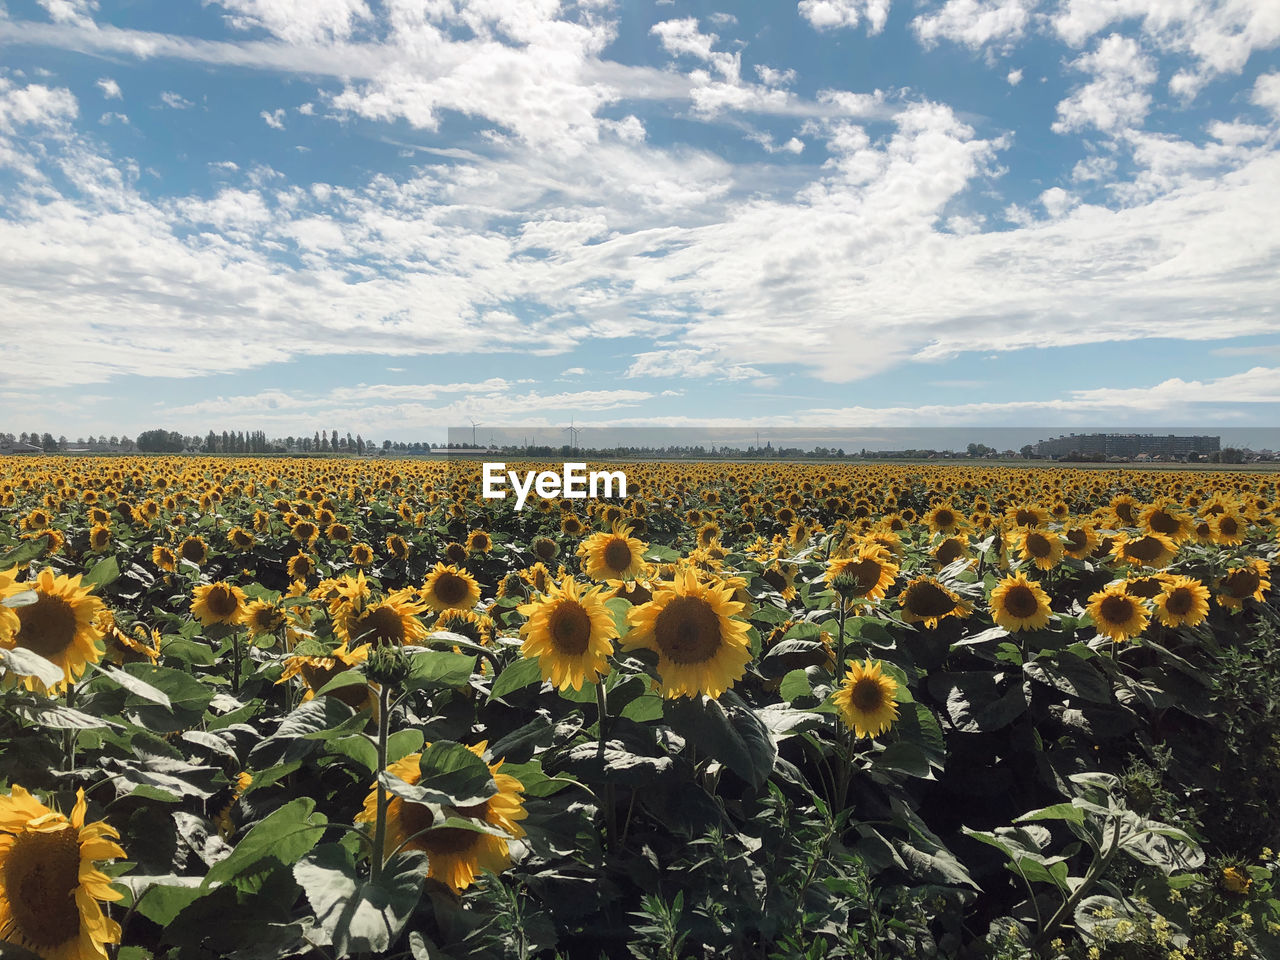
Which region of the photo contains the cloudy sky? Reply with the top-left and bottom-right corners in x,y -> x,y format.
1,0 -> 1278,441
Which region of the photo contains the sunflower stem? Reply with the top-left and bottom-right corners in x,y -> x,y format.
231,628 -> 242,696
64,680 -> 77,770
595,681 -> 616,852
370,681 -> 392,884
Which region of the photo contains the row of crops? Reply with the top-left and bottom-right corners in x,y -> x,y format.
1,456 -> 1278,960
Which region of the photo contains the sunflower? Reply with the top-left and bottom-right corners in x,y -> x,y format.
898,577 -> 970,629
1153,576 -> 1211,628
0,785 -> 125,960
278,644 -> 373,710
291,520 -> 320,548
518,578 -> 617,691
1109,495 -> 1141,528
87,525 -> 111,553
1086,584 -> 1148,641
824,544 -> 898,602
225,526 -> 255,552
244,600 -> 286,640
759,562 -> 797,602
190,581 -> 247,627
932,535 -> 971,569
335,591 -> 428,648
624,567 -> 752,699
286,551 -> 315,580
560,515 -> 585,538
386,534 -> 410,561
1111,532 -> 1177,569
421,563 -> 481,613
1211,510 -> 1248,546
990,572 -> 1052,632
1140,502 -> 1192,542
578,524 -> 648,582
1017,528 -> 1064,571
176,535 -> 208,566
466,529 -> 493,554
0,567 -> 23,642
1,569 -> 106,690
924,504 -> 963,535
832,659 -> 899,738
1216,559 -> 1271,609
349,542 -> 375,567
356,743 -> 527,892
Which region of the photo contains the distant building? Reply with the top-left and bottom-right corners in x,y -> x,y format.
0,440 -> 42,455
1033,433 -> 1220,460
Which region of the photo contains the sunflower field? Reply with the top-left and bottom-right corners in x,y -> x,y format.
2,456 -> 1280,960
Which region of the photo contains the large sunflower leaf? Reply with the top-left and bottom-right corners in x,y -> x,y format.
663,689 -> 777,790
0,646 -> 63,688
294,844 -> 425,956
488,655 -> 544,701
204,796 -> 327,894
417,740 -> 497,806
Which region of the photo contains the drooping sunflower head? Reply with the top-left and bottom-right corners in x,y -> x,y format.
1216,559 -> 1271,609
356,743 -> 527,892
623,568 -> 752,699
832,659 -> 899,738
349,542 -> 375,567
190,581 -> 247,627
1154,576 -> 1210,628
518,577 -> 617,691
226,526 -> 256,551
337,591 -> 428,648
932,535 -> 971,569
420,563 -> 482,613
531,536 -> 559,562
244,600 -> 287,640
3,568 -> 106,691
898,576 -> 970,629
287,551 -> 315,580
278,643 -> 372,709
1112,532 -> 1177,570
990,571 -> 1052,633
1087,584 -> 1149,641
0,785 -> 126,960
579,524 -> 648,582
88,525 -> 111,553
177,535 -> 208,566
386,534 -> 410,561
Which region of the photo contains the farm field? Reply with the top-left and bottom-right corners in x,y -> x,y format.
1,456 -> 1279,960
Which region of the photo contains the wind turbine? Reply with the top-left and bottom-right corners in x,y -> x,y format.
470,418 -> 480,448
564,419 -> 580,450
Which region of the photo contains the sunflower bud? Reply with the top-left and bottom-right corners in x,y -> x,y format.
365,645 -> 409,689
830,571 -> 862,600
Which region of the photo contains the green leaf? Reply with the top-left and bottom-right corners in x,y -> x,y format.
404,650 -> 476,690
0,537 -> 48,569
663,689 -> 777,790
1014,802 -> 1086,825
874,742 -> 932,778
204,797 -> 327,894
117,876 -> 206,926
0,646 -> 64,687
16,701 -> 116,730
327,734 -> 378,773
82,555 -> 120,591
604,596 -> 632,636
488,655 -> 544,701
386,729 -> 425,763
119,663 -> 216,732
313,669 -> 368,699
294,844 -> 425,956
1023,651 -> 1112,704
417,740 -> 497,806
94,663 -> 171,708
927,671 -> 1027,733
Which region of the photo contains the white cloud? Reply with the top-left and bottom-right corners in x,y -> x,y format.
36,0 -> 96,26
1039,186 -> 1078,217
913,0 -> 1035,51
210,0 -> 372,45
1253,71 -> 1280,118
261,107 -> 285,128
756,65 -> 796,87
96,77 -> 121,99
0,77 -> 77,132
798,0 -> 892,35
1006,67 -> 1023,85
625,348 -> 765,381
1071,153 -> 1117,181
1053,33 -> 1157,134
160,90 -> 193,109
561,367 -> 586,376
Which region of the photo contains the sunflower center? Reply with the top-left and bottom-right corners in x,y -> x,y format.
1124,537 -> 1166,564
1127,578 -> 1164,599
842,558 -> 884,593
1115,502 -> 1137,523
1164,588 -> 1194,616
180,539 -> 205,562
762,568 -> 787,592
903,581 -> 957,618
1026,533 -> 1052,558
356,605 -> 406,646
934,509 -> 954,528
1099,594 -> 1136,624
603,539 -> 633,573
935,539 -> 964,565
206,586 -> 239,618
850,676 -> 887,713
1148,511 -> 1180,535
1218,517 -> 1239,537
1064,529 -> 1087,551
548,600 -> 592,656
1002,584 -> 1040,620
653,595 -> 722,664
15,593 -> 77,660
3,825 -> 82,948
433,573 -> 469,606
1014,508 -> 1038,526
1224,568 -> 1261,598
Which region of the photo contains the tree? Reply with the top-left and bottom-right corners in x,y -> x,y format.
1020,444 -> 1034,459
41,433 -> 57,452
382,440 -> 392,452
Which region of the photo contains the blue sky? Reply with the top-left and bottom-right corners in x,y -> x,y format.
1,0 -> 1278,443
